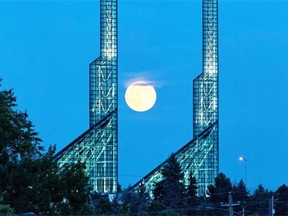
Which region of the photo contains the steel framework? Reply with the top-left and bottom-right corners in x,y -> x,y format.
55,0 -> 118,194
192,0 -> 219,194
132,122 -> 217,196
132,0 -> 218,196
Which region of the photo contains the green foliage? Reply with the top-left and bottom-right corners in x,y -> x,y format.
186,172 -> 198,204
152,154 -> 186,215
274,184 -> 288,216
153,154 -> 186,210
136,183 -> 150,213
207,172 -> 232,204
231,179 -> 249,215
0,195 -> 14,215
186,173 -> 199,215
246,184 -> 272,216
120,184 -> 150,215
206,173 -> 233,215
60,162 -> 91,212
232,179 -> 249,201
147,202 -> 170,216
0,84 -> 43,163
0,79 -> 92,215
0,80 -> 45,213
95,198 -> 113,215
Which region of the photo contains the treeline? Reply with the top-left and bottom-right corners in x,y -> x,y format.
1,79 -> 288,215
96,155 -> 288,216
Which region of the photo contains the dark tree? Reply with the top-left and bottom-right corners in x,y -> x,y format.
0,195 -> 13,215
0,80 -> 92,215
134,182 -> 150,214
152,154 -> 186,213
232,179 -> 249,215
207,172 -> 232,215
274,184 -> 288,216
95,197 -> 113,215
207,172 -> 232,204
232,179 -> 249,201
0,80 -> 44,213
186,173 -> 198,204
0,82 -> 43,163
120,184 -> 150,215
59,162 -> 91,215
147,201 -> 172,216
186,173 -> 199,215
120,186 -> 134,215
153,180 -> 165,202
247,184 -> 272,216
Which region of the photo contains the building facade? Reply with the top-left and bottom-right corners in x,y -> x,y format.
132,0 -> 219,196
55,0 -> 118,194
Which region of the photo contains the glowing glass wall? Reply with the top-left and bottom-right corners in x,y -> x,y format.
192,0 -> 219,193
88,0 -> 118,193
56,0 -> 118,194
132,0 -> 219,196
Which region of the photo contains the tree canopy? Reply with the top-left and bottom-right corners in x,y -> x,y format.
275,184 -> 288,215
0,79 -> 91,215
153,154 -> 186,210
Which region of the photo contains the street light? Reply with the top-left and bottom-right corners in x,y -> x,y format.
239,156 -> 247,183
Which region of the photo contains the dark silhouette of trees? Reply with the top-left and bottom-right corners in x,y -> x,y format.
186,172 -> 198,205
0,80 -> 44,213
207,173 -> 233,215
231,179 -> 249,215
134,182 -> 150,214
152,154 -> 186,214
207,172 -> 232,204
95,197 -> 114,215
0,195 -> 13,215
0,79 -> 91,215
274,184 -> 288,215
232,179 -> 249,202
185,173 -> 199,215
245,184 -> 272,215
120,183 -> 150,215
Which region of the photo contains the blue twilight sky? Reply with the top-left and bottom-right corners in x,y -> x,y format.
1,0 -> 288,192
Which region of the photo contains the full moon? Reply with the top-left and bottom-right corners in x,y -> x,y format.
125,81 -> 157,112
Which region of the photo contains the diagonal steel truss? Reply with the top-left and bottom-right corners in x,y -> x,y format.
55,110 -> 117,193
132,122 -> 218,197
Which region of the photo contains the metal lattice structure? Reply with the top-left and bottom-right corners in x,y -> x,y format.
192,0 -> 219,194
55,0 -> 118,194
132,0 -> 218,196
132,122 -> 217,197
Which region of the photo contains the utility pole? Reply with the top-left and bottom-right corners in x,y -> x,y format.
221,192 -> 242,216
269,195 -> 275,216
228,191 -> 233,216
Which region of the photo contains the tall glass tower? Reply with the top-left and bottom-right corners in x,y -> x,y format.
132,0 -> 219,196
55,0 -> 118,194
192,0 -> 219,194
